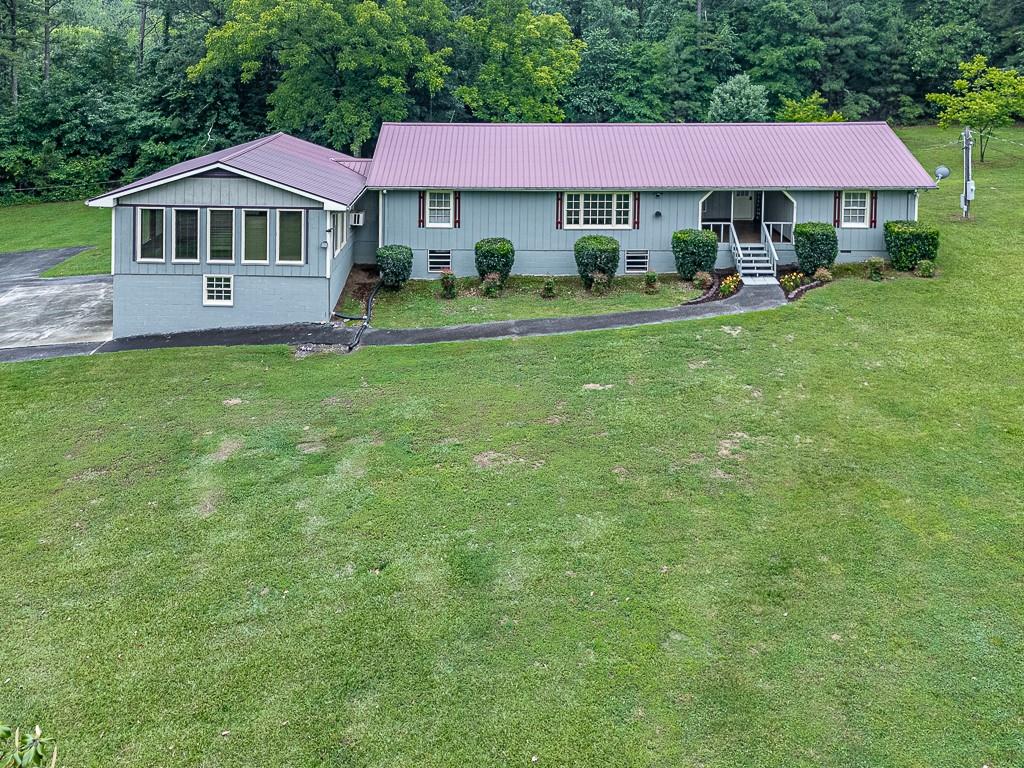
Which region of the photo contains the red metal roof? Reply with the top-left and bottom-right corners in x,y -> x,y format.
365,122 -> 935,190
92,133 -> 368,206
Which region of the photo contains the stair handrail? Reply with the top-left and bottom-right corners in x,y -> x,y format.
760,221 -> 779,275
728,222 -> 743,271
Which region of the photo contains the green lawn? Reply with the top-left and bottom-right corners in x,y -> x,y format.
1,126 -> 1022,767
0,200 -> 110,277
367,274 -> 702,328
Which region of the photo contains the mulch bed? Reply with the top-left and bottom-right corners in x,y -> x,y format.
682,277 -> 722,305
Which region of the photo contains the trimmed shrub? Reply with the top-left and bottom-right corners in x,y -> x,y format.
376,245 -> 413,288
439,268 -> 457,299
672,229 -> 718,279
692,271 -> 714,291
779,272 -> 803,293
884,220 -> 939,271
574,236 -> 620,287
644,271 -> 659,294
474,237 -> 516,283
813,267 -> 833,283
866,257 -> 884,282
541,278 -> 557,299
915,259 -> 936,278
719,273 -> 742,297
793,222 -> 838,274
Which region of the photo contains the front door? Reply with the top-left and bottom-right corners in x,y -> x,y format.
733,191 -> 755,220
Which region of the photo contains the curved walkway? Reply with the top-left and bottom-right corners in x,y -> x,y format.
0,284 -> 787,363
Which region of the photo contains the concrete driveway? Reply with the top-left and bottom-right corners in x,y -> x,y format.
0,248 -> 113,349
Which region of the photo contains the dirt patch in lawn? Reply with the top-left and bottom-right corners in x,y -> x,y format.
212,438 -> 242,462
335,265 -> 380,317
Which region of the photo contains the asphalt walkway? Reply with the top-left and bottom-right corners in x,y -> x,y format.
0,282 -> 786,363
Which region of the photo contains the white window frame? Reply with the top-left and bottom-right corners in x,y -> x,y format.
202,274 -> 233,307
240,209 -> 270,264
427,249 -> 452,273
136,206 -> 165,262
206,208 -> 236,263
624,249 -> 650,274
276,209 -> 306,265
332,211 -> 347,256
170,208 -> 200,263
841,190 -> 870,229
425,190 -> 454,228
563,191 -> 632,229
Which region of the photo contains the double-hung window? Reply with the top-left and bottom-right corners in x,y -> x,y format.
426,191 -> 453,227
277,210 -> 305,264
332,211 -> 347,255
564,192 -> 631,228
137,207 -> 164,262
841,191 -> 869,228
242,210 -> 269,264
207,209 -> 235,262
172,209 -> 199,263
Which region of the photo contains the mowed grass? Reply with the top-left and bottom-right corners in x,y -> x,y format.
1,126 -> 1022,767
0,200 -> 110,276
368,274 -> 702,328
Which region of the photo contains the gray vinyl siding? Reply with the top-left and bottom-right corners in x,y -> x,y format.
116,175 -> 317,208
329,235 -> 355,313
381,190 -> 702,278
381,188 -> 919,276
112,274 -> 328,338
351,191 -> 379,264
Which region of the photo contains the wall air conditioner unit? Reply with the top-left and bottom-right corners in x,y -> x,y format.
349,211 -> 365,226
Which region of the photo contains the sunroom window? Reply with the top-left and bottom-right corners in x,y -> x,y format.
172,209 -> 199,262
564,192 -> 631,228
277,210 -> 305,263
242,210 -> 269,263
208,209 -> 234,262
137,207 -> 164,261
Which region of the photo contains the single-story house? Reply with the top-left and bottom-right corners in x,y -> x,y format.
88,122 -> 935,338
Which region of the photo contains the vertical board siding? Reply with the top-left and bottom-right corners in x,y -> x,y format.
351,191 -> 380,265
116,176 -> 319,208
383,190 -> 703,278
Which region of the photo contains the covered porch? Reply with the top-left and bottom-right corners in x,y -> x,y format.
698,190 -> 796,244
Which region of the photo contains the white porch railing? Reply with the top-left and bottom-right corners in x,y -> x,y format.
763,221 -> 794,243
727,222 -> 742,270
761,221 -> 779,273
701,221 -> 730,243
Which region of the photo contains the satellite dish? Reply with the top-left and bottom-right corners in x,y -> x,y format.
935,165 -> 951,181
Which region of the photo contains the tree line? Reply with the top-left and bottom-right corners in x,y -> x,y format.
0,0 -> 1020,203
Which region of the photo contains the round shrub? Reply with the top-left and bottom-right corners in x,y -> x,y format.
376,244 -> 413,288
793,222 -> 838,275
692,271 -> 714,291
813,267 -> 833,283
915,259 -> 936,278
672,229 -> 718,279
574,235 -> 620,287
884,220 -> 939,271
644,271 -> 659,294
474,237 -> 515,283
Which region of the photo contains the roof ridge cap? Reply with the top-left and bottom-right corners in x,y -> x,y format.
222,132 -> 285,163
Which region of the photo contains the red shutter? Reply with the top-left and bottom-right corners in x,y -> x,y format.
555,192 -> 563,229
833,191 -> 841,227
454,191 -> 461,228
632,192 -> 640,229
418,191 -> 425,228
869,191 -> 878,228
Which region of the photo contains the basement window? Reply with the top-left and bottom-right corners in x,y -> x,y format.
624,249 -> 649,273
428,249 -> 452,273
203,274 -> 233,306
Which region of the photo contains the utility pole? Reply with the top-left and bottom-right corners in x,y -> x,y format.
961,126 -> 974,219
